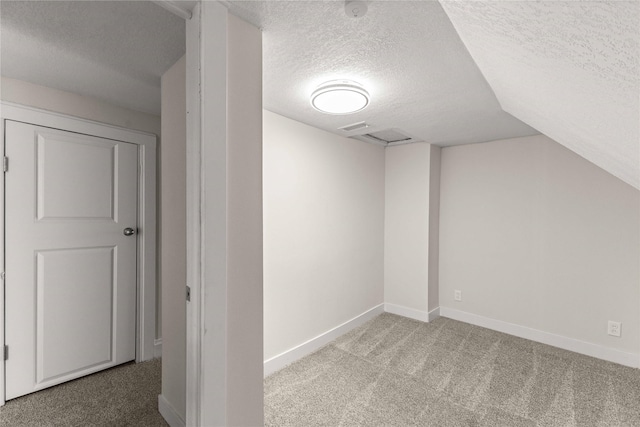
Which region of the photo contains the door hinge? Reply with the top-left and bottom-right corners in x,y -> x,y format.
4,345 -> 8,361
0,272 -> 4,281
186,285 -> 191,302
3,156 -> 8,172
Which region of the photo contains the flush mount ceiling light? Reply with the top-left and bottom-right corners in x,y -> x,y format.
310,80 -> 370,114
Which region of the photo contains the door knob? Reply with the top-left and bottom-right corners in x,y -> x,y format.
123,227 -> 136,236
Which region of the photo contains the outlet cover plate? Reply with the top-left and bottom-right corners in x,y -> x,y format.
608,321 -> 621,337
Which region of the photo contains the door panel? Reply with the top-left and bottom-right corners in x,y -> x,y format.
36,132 -> 116,221
37,247 -> 114,383
5,120 -> 138,400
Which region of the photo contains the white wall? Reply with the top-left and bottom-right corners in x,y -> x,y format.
263,110 -> 385,361
439,134 -> 640,358
192,7 -> 264,426
0,77 -> 161,135
0,77 -> 164,340
384,143 -> 440,319
159,56 -> 186,421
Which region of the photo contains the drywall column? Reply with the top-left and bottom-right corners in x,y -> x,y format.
159,56 -> 186,423
225,12 -> 263,427
384,143 -> 440,321
427,146 -> 441,314
187,3 -> 263,426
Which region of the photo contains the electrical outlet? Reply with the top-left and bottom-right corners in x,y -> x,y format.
454,290 -> 462,302
608,321 -> 621,337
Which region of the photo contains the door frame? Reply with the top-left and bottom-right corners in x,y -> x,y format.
0,101 -> 157,406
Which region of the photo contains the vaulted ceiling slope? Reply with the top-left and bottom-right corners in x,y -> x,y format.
440,1 -> 640,190
227,1 -> 538,147
0,1 -> 185,115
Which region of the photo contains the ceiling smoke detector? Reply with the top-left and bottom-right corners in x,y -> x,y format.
345,1 -> 367,18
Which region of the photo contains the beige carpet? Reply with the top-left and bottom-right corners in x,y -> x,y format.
265,313 -> 640,426
0,359 -> 167,427
4,316 -> 639,426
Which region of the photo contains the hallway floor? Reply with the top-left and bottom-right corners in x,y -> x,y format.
0,359 -> 166,427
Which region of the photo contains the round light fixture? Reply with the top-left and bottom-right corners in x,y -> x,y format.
310,80 -> 370,114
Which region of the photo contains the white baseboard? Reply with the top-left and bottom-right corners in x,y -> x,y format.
264,304 -> 385,377
383,304 -> 440,323
154,338 -> 162,359
384,303 -> 430,322
440,307 -> 639,368
158,394 -> 185,427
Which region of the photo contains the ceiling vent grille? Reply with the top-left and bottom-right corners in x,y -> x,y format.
350,129 -> 421,146
338,121 -> 370,132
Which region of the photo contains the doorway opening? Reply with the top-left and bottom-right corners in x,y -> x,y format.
0,0 -> 180,409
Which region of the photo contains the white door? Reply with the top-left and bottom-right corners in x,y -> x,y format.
4,120 -> 138,400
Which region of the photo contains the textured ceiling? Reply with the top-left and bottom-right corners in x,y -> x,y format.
2,1 -> 636,189
440,1 -> 640,189
227,0 -> 538,147
0,1 -> 185,115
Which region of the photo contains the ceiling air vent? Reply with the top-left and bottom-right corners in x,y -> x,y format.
350,129 -> 421,146
338,121 -> 370,132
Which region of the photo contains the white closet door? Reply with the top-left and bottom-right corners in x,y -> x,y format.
5,120 -> 138,400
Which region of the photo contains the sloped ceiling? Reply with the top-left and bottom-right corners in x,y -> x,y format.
227,0 -> 538,146
440,1 -> 640,190
0,1 -> 185,115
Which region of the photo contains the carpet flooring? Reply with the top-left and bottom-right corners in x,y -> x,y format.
0,359 -> 167,427
265,313 -> 640,426
3,315 -> 639,426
